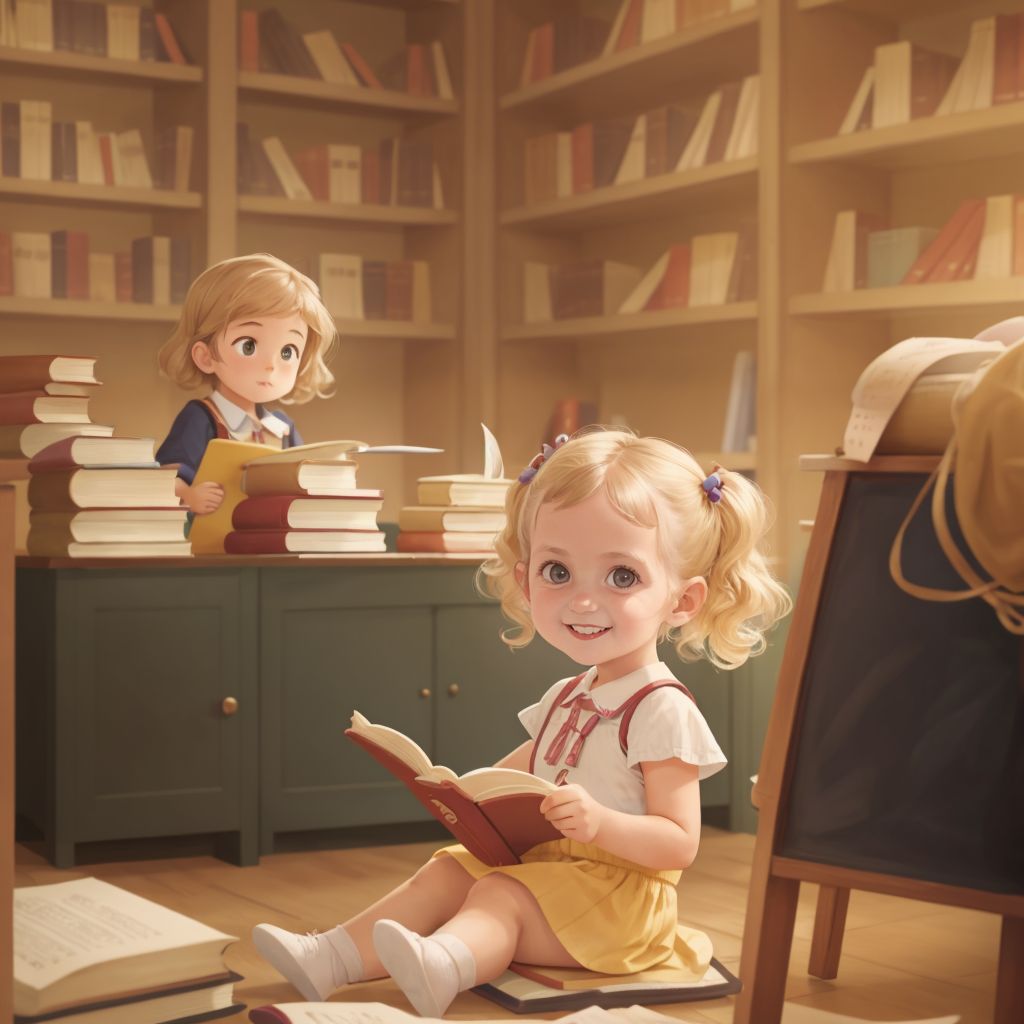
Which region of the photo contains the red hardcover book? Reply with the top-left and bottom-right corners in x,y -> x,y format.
530,22 -> 554,82
571,122 -> 594,193
239,9 -> 260,72
0,354 -> 98,393
293,146 -> 329,201
154,12 -> 187,65
646,244 -> 691,310
925,203 -> 986,283
616,0 -> 644,52
993,13 -> 1019,104
395,531 -> 499,553
29,434 -> 156,471
900,199 -> 984,284
406,43 -> 430,96
345,713 -> 561,866
231,494 -> 383,531
0,231 -> 11,295
66,229 -> 89,300
97,133 -> 115,185
340,42 -> 382,88
114,251 -> 133,302
0,392 -> 90,425
223,528 -> 386,554
361,146 -> 381,204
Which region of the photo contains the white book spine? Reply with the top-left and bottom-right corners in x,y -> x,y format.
839,66 -> 874,135
724,76 -> 754,160
152,236 -> 171,305
950,18 -> 992,114
122,5 -> 140,62
613,115 -> 646,185
88,252 -> 116,302
970,16 -> 996,110
973,194 -> 1013,279
319,252 -> 363,319
431,41 -> 454,99
641,0 -> 675,42
12,231 -> 50,297
675,91 -> 720,171
303,31 -> 358,86
261,137 -> 313,200
327,144 -> 361,204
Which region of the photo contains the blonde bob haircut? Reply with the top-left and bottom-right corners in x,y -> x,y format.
158,253 -> 337,404
478,428 -> 792,671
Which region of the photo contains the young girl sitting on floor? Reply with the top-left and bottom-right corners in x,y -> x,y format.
253,428 -> 791,1016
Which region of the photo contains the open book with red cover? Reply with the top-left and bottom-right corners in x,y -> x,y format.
345,712 -> 561,866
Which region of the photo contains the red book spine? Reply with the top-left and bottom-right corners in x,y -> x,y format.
232,496 -> 296,530
294,146 -> 328,201
406,43 -> 429,96
647,244 -> 691,309
66,230 -> 89,300
901,199 -> 983,284
239,10 -> 260,72
993,14 -> 1019,104
361,147 -> 380,204
571,122 -> 594,194
617,0 -> 644,51
155,13 -> 187,65
0,394 -> 47,425
926,204 -> 986,283
98,134 -> 115,185
341,43 -> 382,88
532,22 -> 554,82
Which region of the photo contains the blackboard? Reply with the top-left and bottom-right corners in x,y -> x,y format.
779,474 -> 1024,894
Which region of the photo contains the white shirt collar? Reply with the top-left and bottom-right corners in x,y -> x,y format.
577,662 -> 678,709
210,390 -> 288,439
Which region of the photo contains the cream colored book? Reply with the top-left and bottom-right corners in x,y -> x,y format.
14,877 -> 237,1019
675,91 -> 720,171
839,65 -> 874,134
303,29 -> 359,85
261,136 -> 313,200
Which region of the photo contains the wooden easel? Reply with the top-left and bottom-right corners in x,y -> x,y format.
734,455 -> 1024,1024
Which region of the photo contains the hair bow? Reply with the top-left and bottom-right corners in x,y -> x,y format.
518,434 -> 570,484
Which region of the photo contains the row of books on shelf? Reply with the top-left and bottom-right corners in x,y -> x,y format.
241,8 -> 454,99
0,0 -> 189,63
318,253 -> 431,323
1,102 -> 193,190
524,76 -> 758,205
0,231 -> 190,304
839,14 -> 1024,135
523,230 -> 756,322
238,126 -> 443,209
519,0 -> 758,88
823,195 -> 1024,292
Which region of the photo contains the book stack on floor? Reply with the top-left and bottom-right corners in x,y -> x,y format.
396,472 -> 511,553
225,444 -> 386,554
14,876 -> 243,1024
26,434 -> 187,558
0,354 -> 113,459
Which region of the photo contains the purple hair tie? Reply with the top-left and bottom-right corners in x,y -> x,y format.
702,470 -> 723,504
519,434 -> 570,484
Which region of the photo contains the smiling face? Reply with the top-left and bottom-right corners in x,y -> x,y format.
191,312 -> 308,414
519,488 -> 704,685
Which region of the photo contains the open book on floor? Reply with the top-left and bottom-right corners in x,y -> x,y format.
345,712 -> 561,866
474,956 -> 741,1013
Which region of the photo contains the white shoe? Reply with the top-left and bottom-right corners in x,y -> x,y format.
373,919 -> 459,1018
252,923 -> 346,1001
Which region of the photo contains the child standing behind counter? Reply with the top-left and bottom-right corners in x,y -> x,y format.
156,253 -> 337,515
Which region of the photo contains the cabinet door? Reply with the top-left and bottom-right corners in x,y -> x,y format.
434,603 -> 577,775
62,570 -> 257,844
260,567 -> 436,843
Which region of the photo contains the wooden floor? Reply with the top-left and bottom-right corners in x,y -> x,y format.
14,828 -> 1000,1023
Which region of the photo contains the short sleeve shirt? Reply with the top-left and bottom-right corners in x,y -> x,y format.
518,662 -> 727,815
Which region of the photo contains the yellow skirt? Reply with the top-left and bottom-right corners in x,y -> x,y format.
434,839 -> 712,979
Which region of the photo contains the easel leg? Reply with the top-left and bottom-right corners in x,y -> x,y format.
808,884 -> 850,979
734,874 -> 800,1024
995,914 -> 1024,1024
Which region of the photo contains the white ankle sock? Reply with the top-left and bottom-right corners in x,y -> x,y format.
322,925 -> 364,984
373,920 -> 477,1017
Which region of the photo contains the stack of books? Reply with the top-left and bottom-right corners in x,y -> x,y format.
14,876 -> 242,1024
0,354 -> 113,458
319,253 -> 431,322
396,473 -> 511,553
224,446 -> 386,554
26,434 -> 187,558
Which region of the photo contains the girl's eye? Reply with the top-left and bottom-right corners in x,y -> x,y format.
281,344 -> 299,361
606,566 -> 639,589
233,337 -> 257,356
540,561 -> 570,585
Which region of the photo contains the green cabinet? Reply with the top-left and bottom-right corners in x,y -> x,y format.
16,567 -> 259,868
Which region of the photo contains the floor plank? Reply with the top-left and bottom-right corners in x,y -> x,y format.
14,828 -> 997,1023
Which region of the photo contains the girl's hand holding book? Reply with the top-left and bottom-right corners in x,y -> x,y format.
539,783 -> 605,843
184,479 -> 225,514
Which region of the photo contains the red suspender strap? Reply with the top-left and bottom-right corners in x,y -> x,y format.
529,673 -> 587,774
199,398 -> 231,440
617,681 -> 696,756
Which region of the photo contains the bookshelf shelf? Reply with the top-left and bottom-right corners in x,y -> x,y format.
0,177 -> 202,210
0,45 -> 202,83
333,319 -> 456,341
694,450 -> 758,472
502,304 -> 758,342
500,11 -> 759,122
237,72 -> 458,117
501,159 -> 758,231
796,0 -> 971,20
790,102 -> 1024,169
238,196 -> 457,226
790,280 -> 1024,318
0,297 -> 181,321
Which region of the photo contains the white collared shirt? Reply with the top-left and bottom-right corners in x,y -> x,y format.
518,662 -> 727,815
210,390 -> 289,446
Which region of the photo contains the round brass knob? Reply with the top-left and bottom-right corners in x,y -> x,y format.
418,688 -> 432,699
221,697 -> 239,716
447,683 -> 460,697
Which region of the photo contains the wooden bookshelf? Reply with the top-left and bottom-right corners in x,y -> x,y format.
503,304 -> 758,342
791,280 -> 1024,318
238,195 -> 457,226
0,44 -> 203,83
0,297 -> 182,321
500,10 -> 759,121
501,160 -> 758,230
0,177 -> 202,209
796,0 -> 973,19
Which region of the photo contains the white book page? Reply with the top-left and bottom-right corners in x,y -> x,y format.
14,877 -> 234,990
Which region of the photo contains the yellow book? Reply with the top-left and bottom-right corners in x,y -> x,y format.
188,438 -> 275,554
